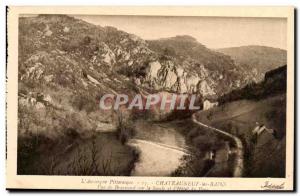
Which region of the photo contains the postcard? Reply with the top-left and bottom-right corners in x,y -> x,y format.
6,6 -> 294,191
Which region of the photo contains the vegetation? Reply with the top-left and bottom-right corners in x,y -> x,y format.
17,97 -> 139,175
169,120 -> 230,177
148,35 -> 236,72
18,130 -> 139,176
219,65 -> 286,104
115,110 -> 136,145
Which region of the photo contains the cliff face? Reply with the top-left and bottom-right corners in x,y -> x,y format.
143,60 -> 216,96
145,36 -> 252,97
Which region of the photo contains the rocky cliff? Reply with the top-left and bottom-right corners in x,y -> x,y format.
145,36 -> 252,97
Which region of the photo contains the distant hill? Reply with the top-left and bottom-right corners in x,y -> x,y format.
148,35 -> 236,72
217,46 -> 287,81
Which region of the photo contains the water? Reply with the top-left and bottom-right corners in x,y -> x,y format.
128,120 -> 188,176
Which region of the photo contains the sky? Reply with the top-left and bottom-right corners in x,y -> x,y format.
75,15 -> 287,50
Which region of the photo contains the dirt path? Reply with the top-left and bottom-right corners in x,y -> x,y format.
192,113 -> 244,177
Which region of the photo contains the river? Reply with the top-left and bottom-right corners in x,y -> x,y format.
128,120 -> 189,176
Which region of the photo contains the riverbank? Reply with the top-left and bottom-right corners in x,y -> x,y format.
18,116 -> 245,177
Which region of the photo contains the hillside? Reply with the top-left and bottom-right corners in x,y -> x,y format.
18,14 -> 266,127
147,36 -> 256,94
148,35 -> 236,72
217,46 -> 287,81
195,66 -> 287,177
219,65 -> 287,103
195,95 -> 286,177
18,15 -> 146,175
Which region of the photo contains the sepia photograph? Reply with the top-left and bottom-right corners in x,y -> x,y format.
6,6 -> 294,191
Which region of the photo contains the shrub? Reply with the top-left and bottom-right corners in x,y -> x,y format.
193,135 -> 216,152
71,93 -> 97,113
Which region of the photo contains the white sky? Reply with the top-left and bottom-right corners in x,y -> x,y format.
75,15 -> 287,50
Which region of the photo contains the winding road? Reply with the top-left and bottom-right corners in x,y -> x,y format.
192,113 -> 244,177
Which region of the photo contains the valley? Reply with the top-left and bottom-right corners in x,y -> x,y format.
17,14 -> 287,178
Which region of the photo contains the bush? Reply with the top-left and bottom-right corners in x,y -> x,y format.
192,135 -> 216,152
71,93 -> 97,113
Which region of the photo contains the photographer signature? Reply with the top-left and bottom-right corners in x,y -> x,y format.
261,181 -> 285,190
